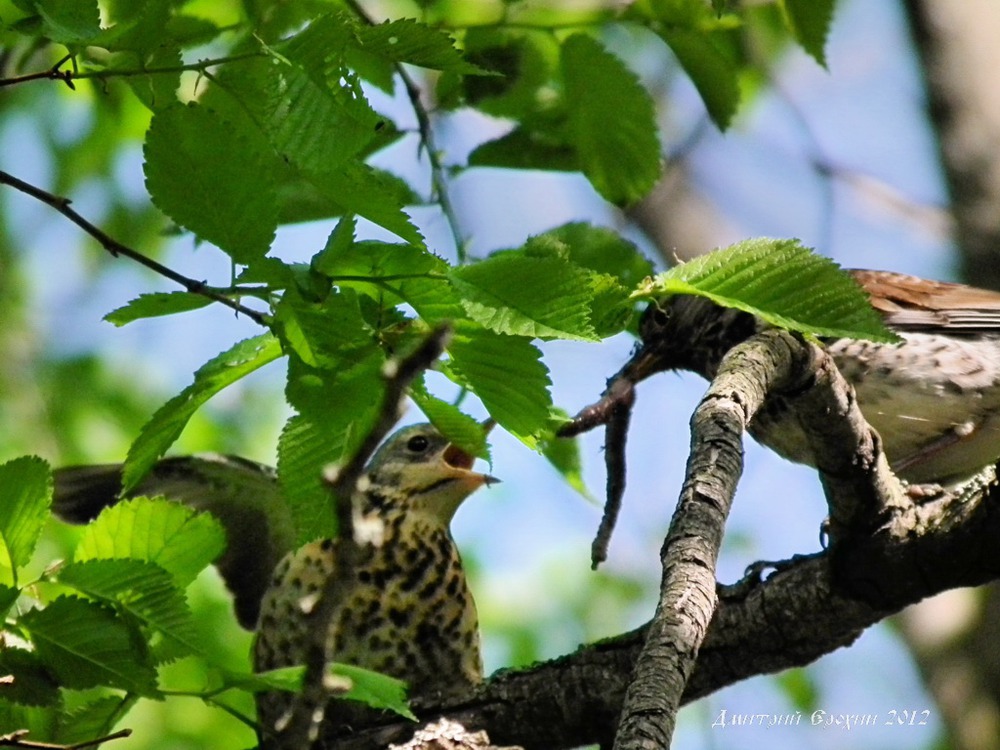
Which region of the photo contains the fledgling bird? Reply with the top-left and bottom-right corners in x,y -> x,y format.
253,423 -> 498,738
633,270 -> 1000,485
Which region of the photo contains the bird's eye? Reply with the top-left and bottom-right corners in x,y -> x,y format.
406,435 -> 430,453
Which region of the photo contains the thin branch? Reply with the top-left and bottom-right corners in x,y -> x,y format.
591,379 -> 634,568
274,325 -> 453,750
0,54 -> 75,89
0,170 -> 269,326
0,729 -> 132,750
0,52 -> 263,89
344,1 -> 468,262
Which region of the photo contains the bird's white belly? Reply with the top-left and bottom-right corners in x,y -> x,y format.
830,333 -> 1000,482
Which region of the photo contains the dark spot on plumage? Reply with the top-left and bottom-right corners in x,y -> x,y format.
443,609 -> 463,634
399,550 -> 435,592
372,568 -> 392,589
418,575 -> 444,599
445,574 -> 460,597
357,569 -> 372,584
388,607 -> 410,627
363,489 -> 395,513
416,621 -> 445,646
403,546 -> 420,565
320,538 -> 334,551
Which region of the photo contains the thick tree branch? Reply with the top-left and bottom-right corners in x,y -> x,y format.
613,330 -> 818,750
561,327 -> 919,750
321,463 -> 1000,749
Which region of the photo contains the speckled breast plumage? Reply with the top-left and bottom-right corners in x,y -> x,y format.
253,509 -> 482,733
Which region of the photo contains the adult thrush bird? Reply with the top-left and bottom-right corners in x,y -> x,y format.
633,270 -> 1000,484
253,423 -> 497,737
52,423 -> 497,735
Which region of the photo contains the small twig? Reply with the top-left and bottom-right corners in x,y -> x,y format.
0,52 -> 262,89
274,325 -> 453,749
560,362 -> 640,567
0,170 -> 269,325
344,1 -> 468,262
0,729 -> 132,750
591,380 -> 634,568
0,54 -> 75,89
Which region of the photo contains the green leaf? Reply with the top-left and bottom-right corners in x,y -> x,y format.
635,238 -> 899,342
226,665 -> 305,693
659,27 -> 740,129
274,289 -> 377,369
522,232 -> 637,338
316,240 -> 460,322
104,292 -> 213,326
330,663 -> 415,719
51,696 -> 127,745
782,0 -> 836,66
560,34 -> 661,205
268,34 -> 380,172
75,497 -> 226,587
122,334 -> 283,492
451,29 -> 561,119
30,0 -> 100,44
410,378 -> 490,461
59,559 -> 204,658
144,102 -> 281,263
468,127 -> 579,172
21,596 -> 158,695
0,456 -> 52,585
303,161 -> 425,248
450,252 -> 599,342
540,222 -> 654,287
0,648 -> 60,706
0,583 -> 19,618
312,215 -> 358,277
540,414 -> 594,501
355,18 -> 491,75
447,329 -> 552,448
231,662 -> 414,718
279,353 -> 385,543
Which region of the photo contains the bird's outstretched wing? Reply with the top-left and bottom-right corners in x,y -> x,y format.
53,455 -> 295,629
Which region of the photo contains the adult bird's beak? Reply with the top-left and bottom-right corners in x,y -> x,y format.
440,419 -> 500,489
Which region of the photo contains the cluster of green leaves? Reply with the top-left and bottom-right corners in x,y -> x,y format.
0,457 -> 412,740
0,0 -> 849,744
0,457 -> 227,738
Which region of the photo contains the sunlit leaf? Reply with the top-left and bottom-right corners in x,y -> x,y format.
122,334 -> 283,492
635,238 -> 898,342
104,292 -> 212,327
447,329 -> 552,448
561,34 -> 661,204
0,456 -> 51,585
75,497 -> 226,587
